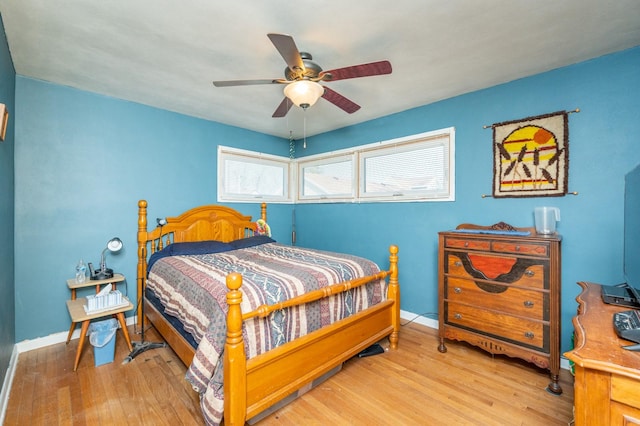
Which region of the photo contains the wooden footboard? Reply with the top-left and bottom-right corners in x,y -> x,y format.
136,200 -> 400,425
224,248 -> 400,424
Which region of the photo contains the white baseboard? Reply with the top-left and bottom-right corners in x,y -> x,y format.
400,309 -> 439,329
399,309 -> 571,371
15,316 -> 136,354
0,345 -> 19,425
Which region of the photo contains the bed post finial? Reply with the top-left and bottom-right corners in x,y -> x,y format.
388,244 -> 400,350
224,273 -> 247,424
261,202 -> 267,222
137,200 -> 148,328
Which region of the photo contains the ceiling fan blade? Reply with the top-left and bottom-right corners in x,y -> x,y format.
320,60 -> 392,82
321,86 -> 361,114
213,79 -> 282,87
272,97 -> 293,118
267,33 -> 305,73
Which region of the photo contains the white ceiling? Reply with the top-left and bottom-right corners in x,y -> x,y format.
1,0 -> 639,139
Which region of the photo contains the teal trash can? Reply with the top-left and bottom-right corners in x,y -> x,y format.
89,318 -> 118,366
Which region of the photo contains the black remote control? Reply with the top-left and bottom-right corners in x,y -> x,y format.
613,310 -> 640,344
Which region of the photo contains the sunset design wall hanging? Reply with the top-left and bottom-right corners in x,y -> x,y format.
492,111 -> 568,198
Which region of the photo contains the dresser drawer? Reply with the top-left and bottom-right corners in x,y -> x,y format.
514,264 -> 546,290
446,277 -> 546,320
492,241 -> 548,257
445,237 -> 490,251
447,254 -> 470,277
610,401 -> 640,425
611,374 -> 640,409
445,301 -> 546,349
446,254 -> 547,290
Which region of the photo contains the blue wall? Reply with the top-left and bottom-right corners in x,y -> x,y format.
0,14 -> 16,386
11,45 -> 640,359
297,46 -> 640,354
14,79 -> 290,341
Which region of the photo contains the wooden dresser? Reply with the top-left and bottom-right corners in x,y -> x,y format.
565,281 -> 640,425
438,224 -> 562,394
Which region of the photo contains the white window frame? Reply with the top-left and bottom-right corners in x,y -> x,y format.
216,127 -> 455,204
358,130 -> 454,202
297,153 -> 357,202
217,146 -> 294,203
296,127 -> 455,203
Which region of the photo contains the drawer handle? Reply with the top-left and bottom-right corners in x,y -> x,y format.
464,242 -> 469,247
454,261 -> 462,267
515,245 -> 521,251
524,331 -> 535,339
524,270 -> 535,277
523,300 -> 534,308
453,287 -> 462,294
453,313 -> 462,320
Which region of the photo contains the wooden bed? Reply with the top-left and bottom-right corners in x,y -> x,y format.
136,200 -> 400,425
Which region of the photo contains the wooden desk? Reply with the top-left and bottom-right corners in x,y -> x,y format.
564,281 -> 640,425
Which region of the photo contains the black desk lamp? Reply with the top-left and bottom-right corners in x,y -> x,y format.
123,218 -> 167,363
90,237 -> 123,280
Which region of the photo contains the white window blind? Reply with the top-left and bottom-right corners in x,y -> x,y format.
298,155 -> 355,200
217,127 -> 454,203
217,146 -> 292,203
359,133 -> 452,200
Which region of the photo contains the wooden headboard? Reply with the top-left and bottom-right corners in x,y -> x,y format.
136,200 -> 267,325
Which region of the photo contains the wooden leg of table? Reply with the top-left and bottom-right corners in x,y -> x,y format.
66,322 -> 75,344
115,312 -> 133,352
74,320 -> 90,372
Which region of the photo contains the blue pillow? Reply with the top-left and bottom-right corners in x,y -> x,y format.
229,235 -> 275,249
168,240 -> 233,256
147,240 -> 233,272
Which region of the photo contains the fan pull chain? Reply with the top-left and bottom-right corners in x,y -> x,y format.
289,130 -> 295,159
303,109 -> 307,149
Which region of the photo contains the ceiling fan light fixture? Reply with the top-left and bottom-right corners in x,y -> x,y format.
283,80 -> 324,109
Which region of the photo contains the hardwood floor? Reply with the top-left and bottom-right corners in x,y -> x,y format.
5,322 -> 575,425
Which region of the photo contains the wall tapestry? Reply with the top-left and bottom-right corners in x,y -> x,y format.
492,111 -> 568,198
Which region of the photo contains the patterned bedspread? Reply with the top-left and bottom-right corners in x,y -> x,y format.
146,242 -> 386,425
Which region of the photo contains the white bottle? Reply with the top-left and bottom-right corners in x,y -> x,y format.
76,259 -> 86,283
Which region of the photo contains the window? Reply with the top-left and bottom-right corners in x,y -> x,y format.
298,154 -> 355,201
217,127 -> 455,203
217,146 -> 293,203
359,131 -> 453,201
297,128 -> 455,203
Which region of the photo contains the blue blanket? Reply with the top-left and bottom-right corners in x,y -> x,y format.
448,229 -> 531,236
147,236 -> 275,272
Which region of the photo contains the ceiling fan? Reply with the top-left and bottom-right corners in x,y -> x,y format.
212,33 -> 392,118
